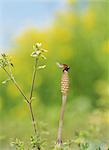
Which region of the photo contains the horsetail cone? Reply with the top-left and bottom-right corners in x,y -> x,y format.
61,64 -> 70,95
56,63 -> 70,146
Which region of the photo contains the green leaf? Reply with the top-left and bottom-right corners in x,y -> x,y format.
41,48 -> 48,53
33,45 -> 38,51
2,78 -> 10,84
37,65 -> 46,70
41,54 -> 46,60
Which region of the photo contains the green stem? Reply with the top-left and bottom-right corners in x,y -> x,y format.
29,58 -> 41,150
29,103 -> 37,135
29,58 -> 39,134
3,68 -> 29,103
3,57 -> 40,148
3,67 -> 40,150
30,58 -> 38,101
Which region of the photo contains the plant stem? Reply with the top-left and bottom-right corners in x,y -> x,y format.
29,58 -> 39,134
57,95 -> 67,145
28,103 -> 40,150
3,68 -> 29,103
30,58 -> 38,101
3,67 -> 40,150
29,102 -> 37,135
29,58 -> 41,150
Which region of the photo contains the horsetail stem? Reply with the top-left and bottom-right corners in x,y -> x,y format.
56,63 -> 70,147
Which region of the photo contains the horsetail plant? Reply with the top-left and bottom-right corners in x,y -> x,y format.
55,63 -> 70,148
0,43 -> 47,150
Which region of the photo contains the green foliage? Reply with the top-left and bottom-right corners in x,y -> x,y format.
30,135 -> 46,150
96,147 -> 101,150
0,53 -> 13,69
79,143 -> 89,150
30,136 -> 39,149
10,135 -> 46,150
0,53 -> 14,85
11,138 -> 24,150
0,43 -> 48,150
54,145 -> 63,150
2,78 -> 10,84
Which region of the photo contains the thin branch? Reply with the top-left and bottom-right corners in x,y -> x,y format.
30,58 -> 38,101
29,103 -> 38,135
3,67 -> 40,150
2,55 -> 41,150
29,58 -> 39,134
29,58 -> 40,150
3,68 -> 29,103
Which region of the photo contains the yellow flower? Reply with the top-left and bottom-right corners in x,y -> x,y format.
102,40 -> 109,53
82,10 -> 95,30
68,0 -> 76,4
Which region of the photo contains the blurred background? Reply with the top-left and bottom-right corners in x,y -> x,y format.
0,0 -> 109,149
